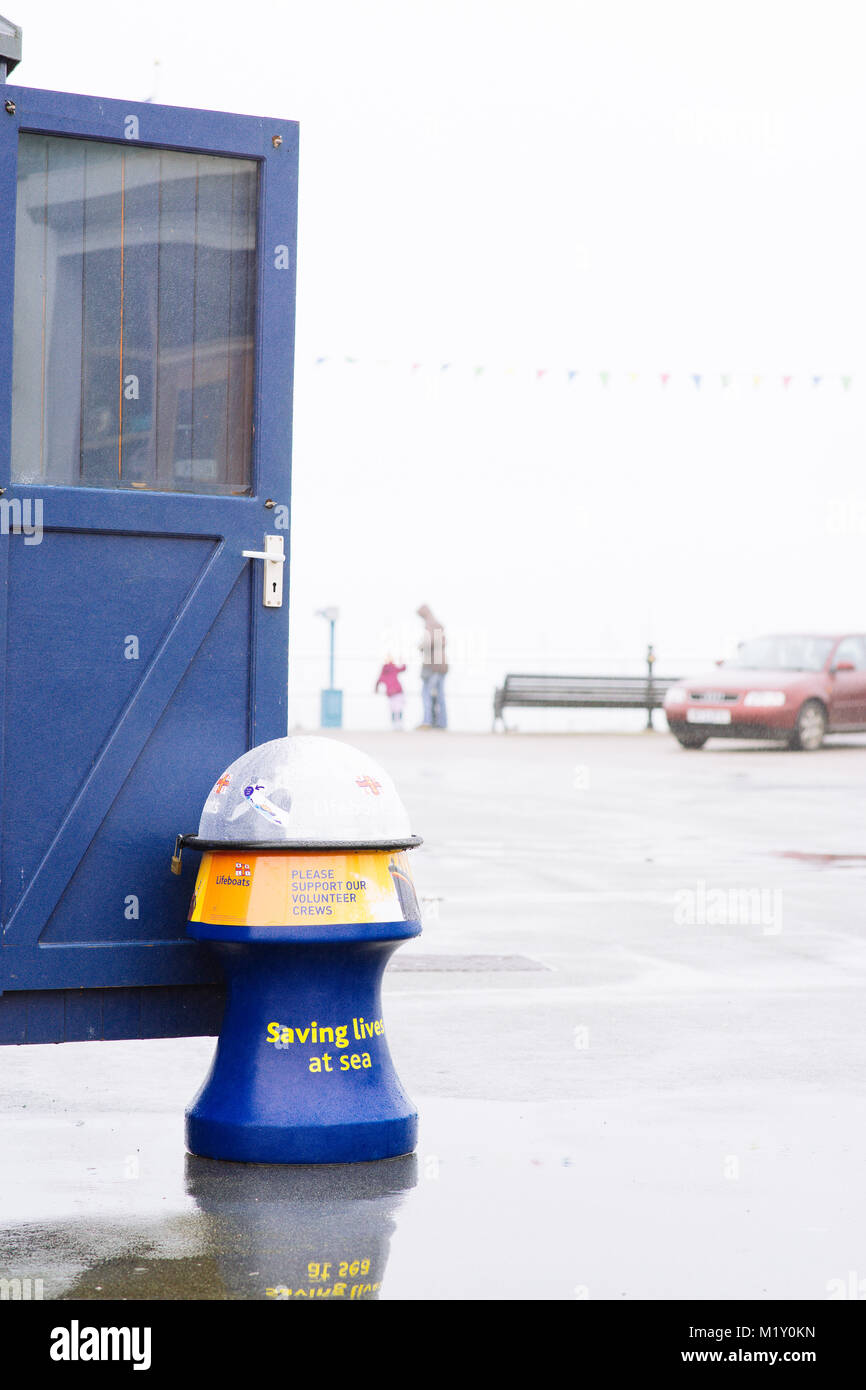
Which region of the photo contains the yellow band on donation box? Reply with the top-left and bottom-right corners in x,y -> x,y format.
188,849 -> 421,928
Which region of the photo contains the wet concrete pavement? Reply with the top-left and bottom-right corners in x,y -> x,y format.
2,729 -> 866,1300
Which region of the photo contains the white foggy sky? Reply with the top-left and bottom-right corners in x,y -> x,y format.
7,1 -> 866,728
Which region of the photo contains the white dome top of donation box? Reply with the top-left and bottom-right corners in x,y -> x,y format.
195,735 -> 416,846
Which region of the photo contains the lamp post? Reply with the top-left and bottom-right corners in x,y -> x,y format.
316,607 -> 342,728
646,643 -> 656,730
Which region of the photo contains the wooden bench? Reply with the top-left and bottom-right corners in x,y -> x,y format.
493,673 -> 682,729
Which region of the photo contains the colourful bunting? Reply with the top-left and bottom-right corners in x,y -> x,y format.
309,358 -> 857,391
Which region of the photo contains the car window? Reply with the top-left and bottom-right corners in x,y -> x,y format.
726,636 -> 835,671
833,637 -> 866,670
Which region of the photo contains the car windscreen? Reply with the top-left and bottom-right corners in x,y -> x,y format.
723,636 -> 835,672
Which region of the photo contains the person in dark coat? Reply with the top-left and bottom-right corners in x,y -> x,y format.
417,604 -> 448,728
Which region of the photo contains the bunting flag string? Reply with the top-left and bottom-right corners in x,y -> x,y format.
308,358 -> 857,392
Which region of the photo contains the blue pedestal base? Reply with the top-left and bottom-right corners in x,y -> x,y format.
187,1112 -> 418,1166
186,940 -> 417,1165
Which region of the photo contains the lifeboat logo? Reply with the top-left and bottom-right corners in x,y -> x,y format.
356,775 -> 383,796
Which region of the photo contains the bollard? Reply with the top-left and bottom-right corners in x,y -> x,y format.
173,735 -> 422,1164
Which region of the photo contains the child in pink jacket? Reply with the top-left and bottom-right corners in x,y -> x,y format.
375,658 -> 407,728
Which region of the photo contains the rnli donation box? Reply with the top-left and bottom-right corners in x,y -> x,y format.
174,735 -> 422,1163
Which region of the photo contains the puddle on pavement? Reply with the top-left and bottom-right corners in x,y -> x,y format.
3,1155 -> 417,1301
775,851 -> 866,866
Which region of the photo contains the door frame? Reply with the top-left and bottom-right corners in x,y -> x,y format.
0,86 -> 298,1020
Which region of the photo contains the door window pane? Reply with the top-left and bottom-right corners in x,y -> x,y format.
11,134 -> 258,494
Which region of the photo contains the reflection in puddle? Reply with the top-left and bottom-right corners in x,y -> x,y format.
185,1153 -> 417,1300
2,1155 -> 416,1300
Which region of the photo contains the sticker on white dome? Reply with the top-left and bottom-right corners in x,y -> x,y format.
243,781 -> 292,828
355,775 -> 384,796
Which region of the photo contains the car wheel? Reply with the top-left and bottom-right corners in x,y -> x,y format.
788,699 -> 827,751
674,732 -> 708,749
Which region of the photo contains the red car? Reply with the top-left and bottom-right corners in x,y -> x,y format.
663,633 -> 866,750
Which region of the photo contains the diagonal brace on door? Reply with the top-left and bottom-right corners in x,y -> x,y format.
2,542 -> 247,946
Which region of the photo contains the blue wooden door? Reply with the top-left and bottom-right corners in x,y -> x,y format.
0,87 -> 297,1042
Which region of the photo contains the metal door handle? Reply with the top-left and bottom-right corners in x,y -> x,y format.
242,534 -> 285,607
